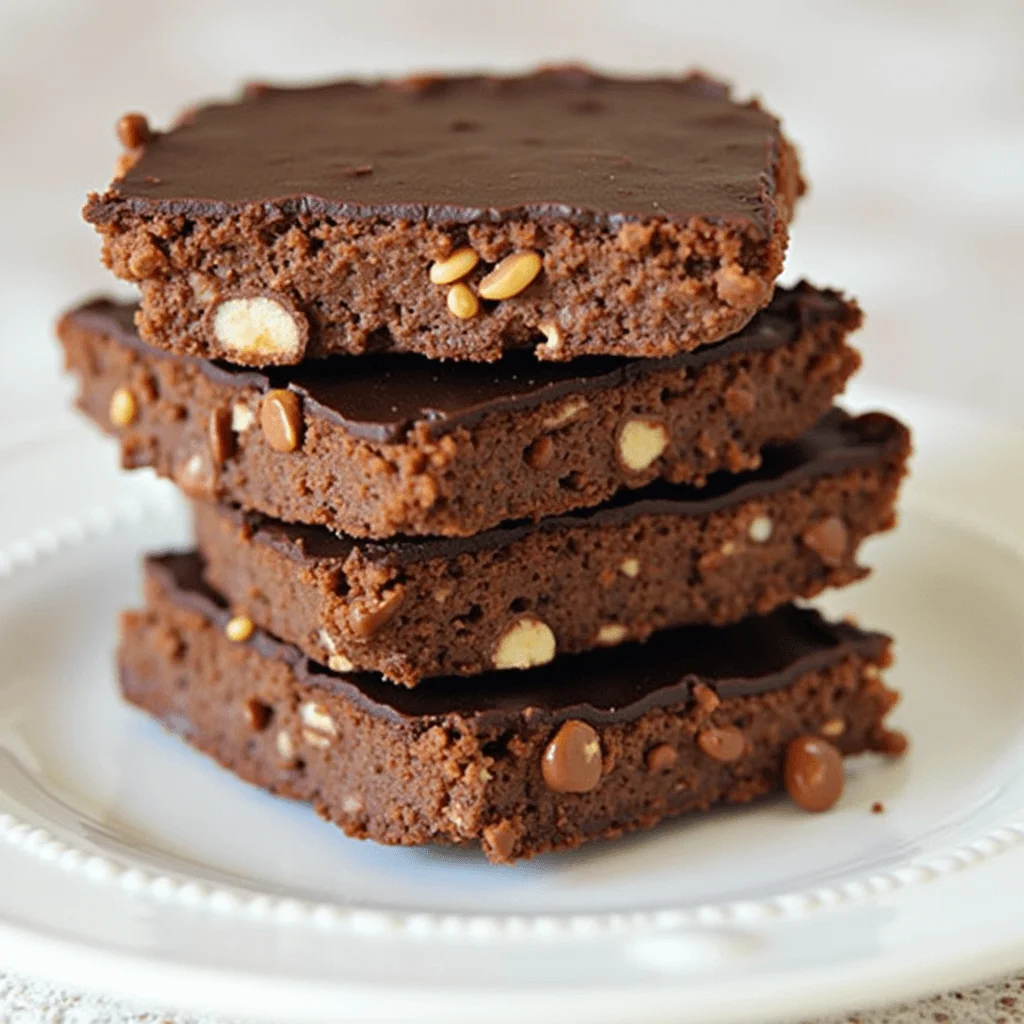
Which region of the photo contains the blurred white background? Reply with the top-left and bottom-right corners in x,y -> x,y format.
2,0 -> 1023,427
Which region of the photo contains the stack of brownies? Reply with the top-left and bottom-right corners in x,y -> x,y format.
59,69 -> 910,863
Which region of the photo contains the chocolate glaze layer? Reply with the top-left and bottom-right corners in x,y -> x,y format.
149,552 -> 889,728
64,282 -> 856,444
225,407 -> 908,563
87,68 -> 784,231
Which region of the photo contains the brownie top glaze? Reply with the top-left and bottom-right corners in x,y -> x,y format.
86,67 -> 786,231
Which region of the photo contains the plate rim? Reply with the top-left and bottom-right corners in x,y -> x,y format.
1,383 -> 1023,1023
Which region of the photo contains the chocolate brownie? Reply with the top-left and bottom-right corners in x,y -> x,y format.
58,283 -> 862,538
119,552 -> 904,863
83,68 -> 804,366
192,408 -> 909,685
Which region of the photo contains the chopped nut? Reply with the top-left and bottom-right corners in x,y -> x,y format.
231,401 -> 255,433
617,417 -> 668,472
863,664 -> 881,680
748,515 -> 773,543
108,387 -> 137,428
429,247 -> 479,284
189,272 -> 217,304
208,407 -> 234,465
349,587 -> 406,638
596,623 -> 628,646
210,295 -> 307,363
646,743 -> 678,773
620,558 -> 641,578
342,794 -> 364,815
299,701 -> 337,737
328,654 -> 355,673
802,516 -> 849,567
721,541 -> 737,556
447,282 -> 480,319
177,451 -> 215,498
477,250 -> 542,300
116,112 -> 151,150
302,728 -> 332,749
524,435 -> 554,469
698,726 -> 746,763
483,820 -> 517,861
225,615 -> 255,643
260,389 -> 303,453
725,384 -> 756,415
715,264 -> 766,307
821,718 -> 847,738
275,729 -> 296,763
493,617 -> 556,670
536,321 -> 564,358
542,397 -> 588,430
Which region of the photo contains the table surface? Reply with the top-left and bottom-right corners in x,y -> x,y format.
1,0 -> 1023,1020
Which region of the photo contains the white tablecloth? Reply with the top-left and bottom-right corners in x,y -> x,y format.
1,0 -> 1023,1020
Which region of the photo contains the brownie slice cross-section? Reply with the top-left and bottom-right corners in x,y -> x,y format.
120,552 -> 903,863
58,283 -> 860,538
193,408 -> 910,686
84,68 -> 803,367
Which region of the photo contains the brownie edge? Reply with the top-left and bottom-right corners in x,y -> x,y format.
118,552 -> 904,863
58,283 -> 863,538
83,69 -> 804,365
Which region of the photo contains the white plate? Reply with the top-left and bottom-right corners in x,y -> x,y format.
1,383 -> 1023,1024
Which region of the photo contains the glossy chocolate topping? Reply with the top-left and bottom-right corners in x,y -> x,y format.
64,282 -> 857,444
87,68 -> 784,230
219,407 -> 908,563
149,552 -> 888,728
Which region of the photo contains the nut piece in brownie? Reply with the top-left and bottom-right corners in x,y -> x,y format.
193,408 -> 910,686
120,552 -> 905,863
58,283 -> 861,539
83,68 -> 804,366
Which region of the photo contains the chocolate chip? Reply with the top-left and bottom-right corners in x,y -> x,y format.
697,726 -> 745,762
116,112 -> 151,150
645,743 -> 677,773
176,449 -> 215,499
260,389 -> 303,453
208,406 -> 235,465
784,736 -> 844,812
802,515 -> 849,567
542,720 -> 602,793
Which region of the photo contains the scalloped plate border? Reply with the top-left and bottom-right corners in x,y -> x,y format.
1,492 -> 1024,940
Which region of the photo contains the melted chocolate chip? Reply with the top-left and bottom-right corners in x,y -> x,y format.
802,515 -> 849,567
542,721 -> 603,793
89,70 -> 784,231
697,726 -> 746,763
260,390 -> 303,452
784,735 -> 844,812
